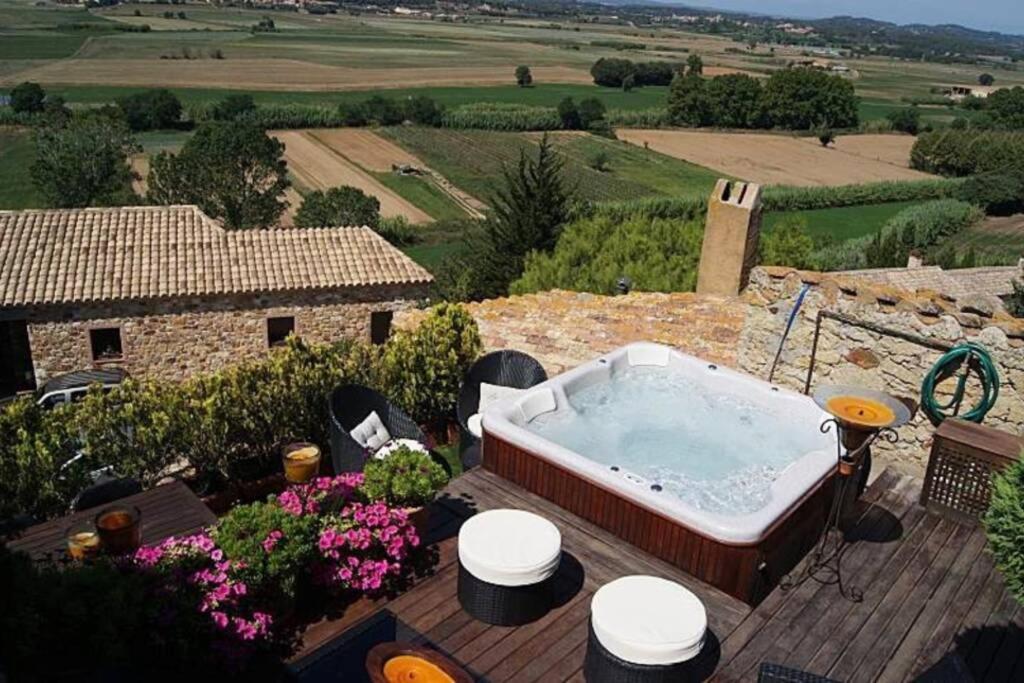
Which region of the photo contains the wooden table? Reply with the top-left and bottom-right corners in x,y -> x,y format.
5,480 -> 218,561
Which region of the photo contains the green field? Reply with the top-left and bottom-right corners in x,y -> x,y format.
0,129 -> 43,210
373,172 -> 468,222
944,217 -> 1024,263
763,200 -> 926,242
381,128 -> 720,204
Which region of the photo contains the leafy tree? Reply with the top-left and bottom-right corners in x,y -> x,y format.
41,95 -> 71,126
816,125 -> 835,147
704,73 -> 764,128
557,97 -> 581,129
632,61 -> 675,86
987,87 -> 1024,129
211,94 -> 257,121
30,115 -> 139,208
686,54 -> 704,76
577,97 -> 606,129
887,107 -> 921,135
667,72 -> 711,127
294,186 -> 381,229
590,57 -> 635,87
147,123 -> 289,229
761,69 -> 859,130
515,65 -> 533,87
363,96 -> 404,125
116,89 -> 182,131
403,96 -> 442,126
956,170 -> 1024,215
439,136 -> 572,300
760,217 -> 816,269
622,73 -> 636,92
979,73 -> 995,86
338,101 -> 368,127
10,82 -> 45,114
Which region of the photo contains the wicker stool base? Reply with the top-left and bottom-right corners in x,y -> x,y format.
457,561 -> 553,626
583,621 -> 700,683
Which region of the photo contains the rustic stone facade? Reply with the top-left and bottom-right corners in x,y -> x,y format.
25,284 -> 430,385
398,270 -> 1024,478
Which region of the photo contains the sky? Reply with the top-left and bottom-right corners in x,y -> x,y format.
687,1 -> 1024,35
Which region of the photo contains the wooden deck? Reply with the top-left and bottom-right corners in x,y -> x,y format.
376,466 -> 1024,682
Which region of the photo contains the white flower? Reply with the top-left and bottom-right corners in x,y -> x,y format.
373,438 -> 428,460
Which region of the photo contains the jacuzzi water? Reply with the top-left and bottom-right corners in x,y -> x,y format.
526,365 -> 825,514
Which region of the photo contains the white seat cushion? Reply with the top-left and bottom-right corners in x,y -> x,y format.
373,437 -> 428,460
478,382 -> 525,413
591,575 -> 707,666
467,413 -> 483,438
349,411 -> 391,453
458,509 -> 561,587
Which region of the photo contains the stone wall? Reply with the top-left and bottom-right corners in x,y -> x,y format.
740,267 -> 1024,476
25,284 -> 429,384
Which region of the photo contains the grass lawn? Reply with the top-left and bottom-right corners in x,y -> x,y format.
40,83 -> 669,112
763,200 -> 925,242
372,172 -> 468,222
0,129 -> 44,210
134,129 -> 193,153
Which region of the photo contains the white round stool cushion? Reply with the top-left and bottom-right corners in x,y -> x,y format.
591,575 -> 707,666
458,509 -> 561,587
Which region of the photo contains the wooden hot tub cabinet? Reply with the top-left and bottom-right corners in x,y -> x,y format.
483,432 -> 835,605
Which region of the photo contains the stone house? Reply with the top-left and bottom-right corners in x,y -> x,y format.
0,205 -> 432,395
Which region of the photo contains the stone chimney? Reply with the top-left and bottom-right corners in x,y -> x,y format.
907,252 -> 924,269
696,179 -> 762,296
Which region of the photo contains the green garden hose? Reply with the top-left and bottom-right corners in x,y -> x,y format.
920,342 -> 1000,426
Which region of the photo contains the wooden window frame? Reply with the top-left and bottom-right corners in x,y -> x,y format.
88,326 -> 125,364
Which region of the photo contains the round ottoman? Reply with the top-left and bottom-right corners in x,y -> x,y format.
457,509 -> 562,626
584,575 -> 707,683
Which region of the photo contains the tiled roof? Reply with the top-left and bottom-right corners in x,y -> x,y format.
836,263 -> 1022,301
0,205 -> 432,308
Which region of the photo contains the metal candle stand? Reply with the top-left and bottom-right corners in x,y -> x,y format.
782,385 -> 910,602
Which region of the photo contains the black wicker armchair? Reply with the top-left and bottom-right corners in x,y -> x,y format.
456,350 -> 547,460
328,384 -> 428,473
71,476 -> 142,512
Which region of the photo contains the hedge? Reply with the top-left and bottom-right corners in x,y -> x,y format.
605,107 -> 671,128
986,457 -> 1024,604
581,177 -> 965,223
0,304 -> 481,522
187,102 -> 346,129
439,103 -> 562,131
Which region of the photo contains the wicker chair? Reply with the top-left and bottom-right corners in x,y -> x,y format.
71,476 -> 142,512
328,384 -> 428,473
757,663 -> 838,682
456,350 -> 547,458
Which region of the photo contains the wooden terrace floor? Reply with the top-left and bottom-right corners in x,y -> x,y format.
377,467 -> 1024,682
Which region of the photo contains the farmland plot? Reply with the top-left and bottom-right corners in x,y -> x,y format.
272,130 -> 432,224
617,130 -> 934,187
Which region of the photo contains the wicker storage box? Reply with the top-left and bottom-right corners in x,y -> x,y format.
921,419 -> 1022,524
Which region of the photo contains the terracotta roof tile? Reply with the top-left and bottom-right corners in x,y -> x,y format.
0,205 -> 432,308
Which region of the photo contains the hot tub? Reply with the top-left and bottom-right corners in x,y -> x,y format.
481,342 -> 837,604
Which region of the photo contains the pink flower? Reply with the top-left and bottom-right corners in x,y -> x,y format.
211,611 -> 229,629
262,530 -> 284,553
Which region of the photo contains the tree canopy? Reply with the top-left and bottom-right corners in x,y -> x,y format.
515,65 -> 533,87
988,86 -> 1024,130
294,186 -> 381,229
30,114 -> 140,208
116,89 -> 183,132
210,94 -> 257,122
760,69 -> 859,130
147,123 -> 290,229
10,82 -> 45,114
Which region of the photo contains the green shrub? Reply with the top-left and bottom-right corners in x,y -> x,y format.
1007,280 -> 1024,318
513,214 -> 704,295
116,89 -> 182,131
760,216 -> 816,269
187,103 -> 346,129
911,129 -> 1024,176
985,457 -> 1024,603
295,186 -> 381,229
440,103 -> 561,131
605,107 -> 670,128
361,446 -> 448,508
375,216 -> 419,247
213,501 -> 319,606
375,303 -> 482,425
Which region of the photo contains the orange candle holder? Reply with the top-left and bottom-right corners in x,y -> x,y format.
95,505 -> 142,555
282,442 -> 322,483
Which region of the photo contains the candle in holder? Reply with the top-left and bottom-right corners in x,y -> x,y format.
66,521 -> 101,561
95,506 -> 142,555
282,442 -> 321,483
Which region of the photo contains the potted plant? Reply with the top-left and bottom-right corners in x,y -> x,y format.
360,445 -> 448,535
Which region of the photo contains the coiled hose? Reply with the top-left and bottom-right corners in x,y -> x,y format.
920,342 -> 1000,426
